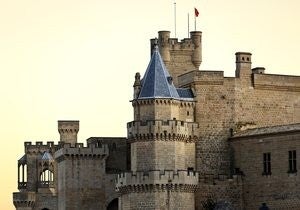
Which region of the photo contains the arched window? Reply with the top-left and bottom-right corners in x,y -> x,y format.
18,163 -> 27,189
40,169 -> 54,182
18,164 -> 27,182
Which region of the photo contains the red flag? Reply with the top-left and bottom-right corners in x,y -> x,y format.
194,7 -> 199,17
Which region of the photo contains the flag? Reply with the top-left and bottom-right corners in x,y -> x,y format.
194,7 -> 199,17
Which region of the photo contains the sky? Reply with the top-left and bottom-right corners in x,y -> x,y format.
0,0 -> 299,209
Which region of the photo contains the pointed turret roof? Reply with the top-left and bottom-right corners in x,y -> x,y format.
138,46 -> 180,99
18,154 -> 27,164
42,152 -> 54,161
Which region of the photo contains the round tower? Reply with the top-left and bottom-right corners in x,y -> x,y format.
117,44 -> 199,210
190,31 -> 202,69
158,31 -> 171,65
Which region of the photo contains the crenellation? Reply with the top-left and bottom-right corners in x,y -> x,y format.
54,143 -> 109,158
117,170 -> 198,193
150,31 -> 202,86
127,120 -> 198,142
24,141 -> 58,154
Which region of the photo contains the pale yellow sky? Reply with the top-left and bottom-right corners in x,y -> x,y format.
0,0 -> 299,209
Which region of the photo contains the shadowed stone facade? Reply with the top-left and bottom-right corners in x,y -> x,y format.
13,30 -> 300,210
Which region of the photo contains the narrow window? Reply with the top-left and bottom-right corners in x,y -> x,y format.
23,164 -> 27,182
288,150 -> 297,173
263,153 -> 271,175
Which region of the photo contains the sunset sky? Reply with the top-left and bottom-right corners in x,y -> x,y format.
0,0 -> 299,209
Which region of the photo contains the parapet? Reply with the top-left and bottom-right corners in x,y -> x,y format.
253,73 -> 300,92
24,141 -> 58,153
54,142 -> 109,162
116,170 -> 199,193
150,30 -> 202,70
178,70 -> 224,87
150,32 -> 200,53
127,120 -> 199,142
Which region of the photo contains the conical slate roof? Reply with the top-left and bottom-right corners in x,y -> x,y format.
138,46 -> 180,99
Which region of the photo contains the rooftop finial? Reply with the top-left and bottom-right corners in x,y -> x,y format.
154,38 -> 158,51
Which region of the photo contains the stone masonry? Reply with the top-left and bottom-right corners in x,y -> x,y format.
13,29 -> 300,210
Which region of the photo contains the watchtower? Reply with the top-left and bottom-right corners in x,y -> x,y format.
58,120 -> 79,146
150,31 -> 202,86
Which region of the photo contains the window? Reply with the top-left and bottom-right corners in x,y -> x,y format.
288,150 -> 297,173
40,169 -> 54,182
263,153 -> 271,175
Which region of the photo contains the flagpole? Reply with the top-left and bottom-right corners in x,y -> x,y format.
194,12 -> 196,31
188,13 -> 190,38
174,1 -> 177,38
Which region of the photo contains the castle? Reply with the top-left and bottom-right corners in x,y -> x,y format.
13,30 -> 300,210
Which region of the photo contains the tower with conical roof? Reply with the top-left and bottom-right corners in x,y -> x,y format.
117,45 -> 199,209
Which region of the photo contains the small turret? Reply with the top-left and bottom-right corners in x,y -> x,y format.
235,52 -> 252,78
252,67 -> 265,74
58,120 -> 79,146
158,31 -> 171,65
133,72 -> 141,99
190,31 -> 202,69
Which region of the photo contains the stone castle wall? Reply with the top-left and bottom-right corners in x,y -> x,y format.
177,61 -> 300,177
120,191 -> 195,210
130,141 -> 190,171
54,143 -> 109,210
230,128 -> 300,209
87,137 -> 128,173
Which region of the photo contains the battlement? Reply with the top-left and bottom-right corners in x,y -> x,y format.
116,170 -> 198,193
150,31 -> 202,85
178,70 -> 225,87
127,120 -> 199,141
54,143 -> 109,162
25,141 -> 58,153
253,73 -> 300,92
150,33 -> 199,53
